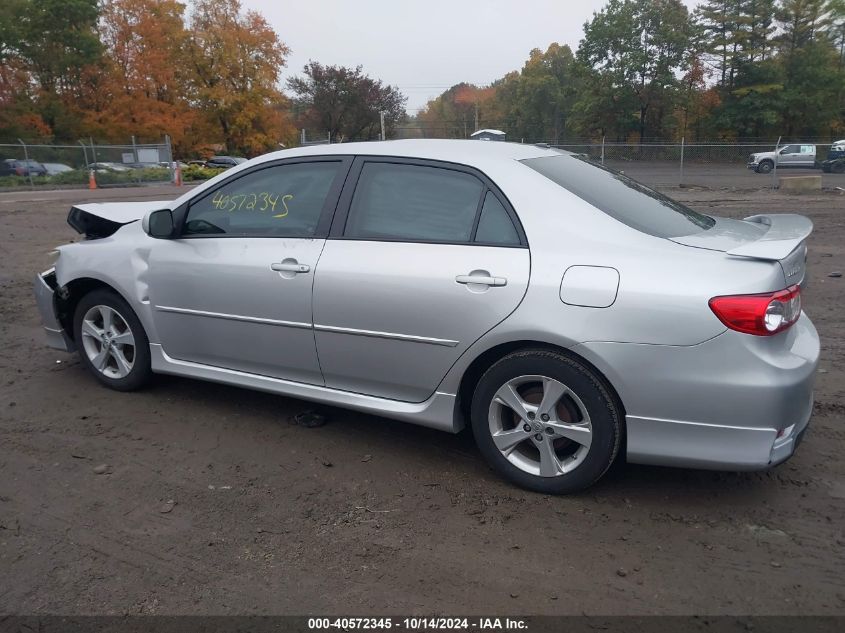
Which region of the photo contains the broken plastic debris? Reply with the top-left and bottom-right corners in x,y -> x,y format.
289,409 -> 329,428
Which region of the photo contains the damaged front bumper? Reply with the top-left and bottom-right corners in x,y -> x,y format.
33,268 -> 74,353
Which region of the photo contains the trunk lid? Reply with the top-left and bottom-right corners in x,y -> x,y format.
67,200 -> 172,239
670,213 -> 811,286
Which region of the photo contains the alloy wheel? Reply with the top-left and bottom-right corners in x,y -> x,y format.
80,304 -> 136,379
487,374 -> 592,477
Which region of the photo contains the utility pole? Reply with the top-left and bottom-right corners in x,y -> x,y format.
380,111 -> 386,141
474,101 -> 479,132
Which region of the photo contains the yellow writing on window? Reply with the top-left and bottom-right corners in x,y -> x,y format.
211,191 -> 294,218
273,194 -> 294,218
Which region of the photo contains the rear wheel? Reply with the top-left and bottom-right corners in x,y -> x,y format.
832,161 -> 845,174
470,349 -> 621,494
756,160 -> 774,174
73,289 -> 152,391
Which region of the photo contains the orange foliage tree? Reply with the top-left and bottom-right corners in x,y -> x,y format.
185,0 -> 296,156
86,0 -> 195,148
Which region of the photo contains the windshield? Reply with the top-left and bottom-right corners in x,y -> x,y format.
521,154 -> 714,238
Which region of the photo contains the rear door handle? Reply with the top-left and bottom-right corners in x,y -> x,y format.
455,274 -> 507,287
271,262 -> 310,273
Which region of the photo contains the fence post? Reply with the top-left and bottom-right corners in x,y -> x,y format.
131,135 -> 140,184
679,136 -> 685,186
772,135 -> 781,190
165,134 -> 173,183
17,139 -> 34,189
90,137 -> 98,166
601,136 -> 605,166
79,140 -> 89,170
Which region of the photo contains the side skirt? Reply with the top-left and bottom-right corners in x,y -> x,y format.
149,344 -> 461,432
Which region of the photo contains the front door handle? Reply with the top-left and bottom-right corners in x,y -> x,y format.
455,274 -> 507,287
271,262 -> 310,274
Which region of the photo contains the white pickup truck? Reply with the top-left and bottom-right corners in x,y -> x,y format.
747,144 -> 818,174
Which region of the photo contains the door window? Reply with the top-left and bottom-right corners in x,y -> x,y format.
183,161 -> 341,237
781,145 -> 800,154
344,163 -> 484,243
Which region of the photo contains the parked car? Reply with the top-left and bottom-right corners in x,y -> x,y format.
827,139 -> 845,158
205,155 -> 247,169
820,140 -> 845,172
747,144 -> 818,173
821,157 -> 845,173
87,162 -> 132,173
34,140 -> 819,494
186,160 -> 208,167
1,158 -> 48,177
42,162 -> 75,176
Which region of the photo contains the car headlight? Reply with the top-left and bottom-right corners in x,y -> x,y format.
47,249 -> 61,267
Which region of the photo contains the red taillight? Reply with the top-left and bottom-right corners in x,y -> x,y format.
709,285 -> 802,336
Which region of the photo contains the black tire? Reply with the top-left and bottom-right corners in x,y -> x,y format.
756,160 -> 774,174
73,289 -> 152,391
470,349 -> 621,494
832,162 -> 845,174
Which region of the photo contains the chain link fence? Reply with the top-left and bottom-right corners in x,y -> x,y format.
299,129 -> 331,146
545,139 -> 844,188
0,138 -> 174,188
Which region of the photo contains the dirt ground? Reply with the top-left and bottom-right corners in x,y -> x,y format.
0,183 -> 843,616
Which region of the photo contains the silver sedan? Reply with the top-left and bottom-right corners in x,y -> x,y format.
34,140 -> 819,493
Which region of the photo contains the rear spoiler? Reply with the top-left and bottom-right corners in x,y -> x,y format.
726,214 -> 813,260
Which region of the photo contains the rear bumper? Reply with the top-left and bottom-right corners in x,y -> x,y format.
575,313 -> 820,471
33,269 -> 74,352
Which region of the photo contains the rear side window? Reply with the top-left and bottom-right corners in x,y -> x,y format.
521,155 -> 714,238
475,191 -> 520,245
344,163 -> 483,242
183,161 -> 341,237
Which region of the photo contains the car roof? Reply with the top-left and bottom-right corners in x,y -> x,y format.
250,139 -> 559,167
174,140 -> 567,209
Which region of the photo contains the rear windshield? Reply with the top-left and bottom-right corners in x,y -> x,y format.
521,154 -> 714,238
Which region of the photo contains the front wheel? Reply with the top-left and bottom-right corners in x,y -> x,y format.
756,160 -> 774,174
73,289 -> 152,391
470,350 -> 621,494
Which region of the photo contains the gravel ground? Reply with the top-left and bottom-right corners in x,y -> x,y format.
0,184 -> 843,616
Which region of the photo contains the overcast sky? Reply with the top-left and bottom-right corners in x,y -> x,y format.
244,0 -> 702,112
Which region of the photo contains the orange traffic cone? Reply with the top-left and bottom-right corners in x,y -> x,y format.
88,169 -> 97,190
174,162 -> 182,187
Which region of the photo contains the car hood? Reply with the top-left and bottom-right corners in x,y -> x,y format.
67,200 -> 172,239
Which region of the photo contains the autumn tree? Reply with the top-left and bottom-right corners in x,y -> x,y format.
287,62 -> 407,142
85,0 -> 194,146
185,0 -> 295,155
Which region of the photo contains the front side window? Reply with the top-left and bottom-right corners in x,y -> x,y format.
344,163 -> 483,242
183,162 -> 341,237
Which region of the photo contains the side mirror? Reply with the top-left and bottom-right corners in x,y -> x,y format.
143,209 -> 175,238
